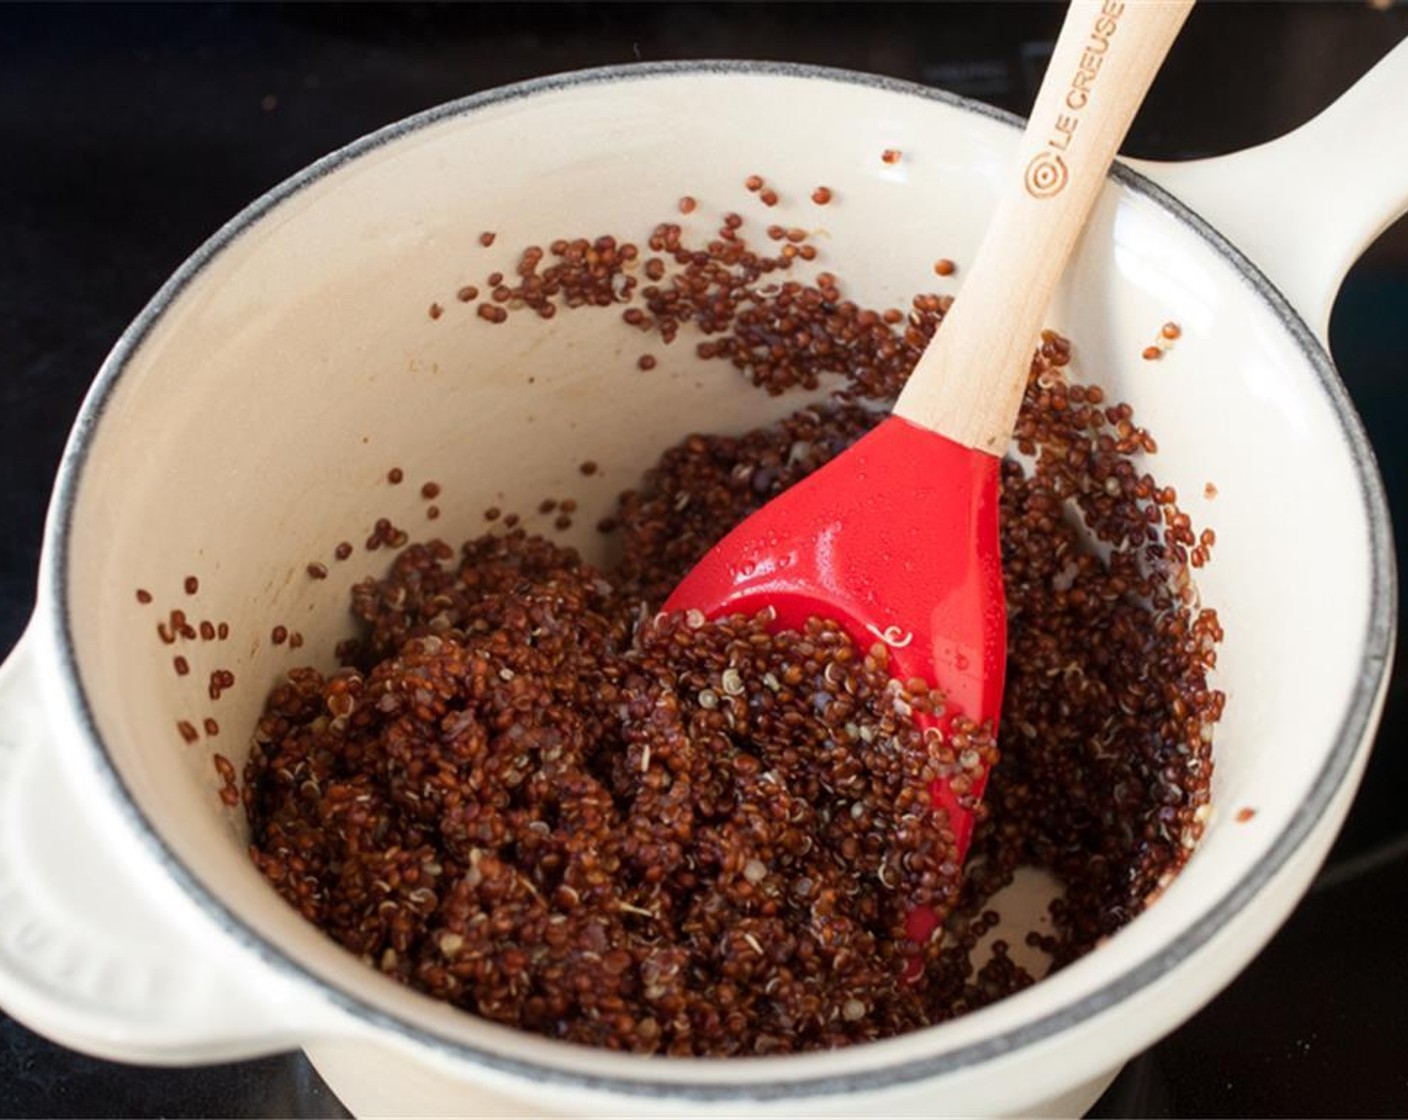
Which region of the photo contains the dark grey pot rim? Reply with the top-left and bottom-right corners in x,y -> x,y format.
43,59 -> 1397,1102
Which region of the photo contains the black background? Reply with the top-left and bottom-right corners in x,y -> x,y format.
3,3 -> 1407,1116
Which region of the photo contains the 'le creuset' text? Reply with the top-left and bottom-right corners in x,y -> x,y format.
1024,0 -> 1125,199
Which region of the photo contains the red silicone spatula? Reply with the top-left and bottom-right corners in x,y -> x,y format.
665,0 -> 1193,869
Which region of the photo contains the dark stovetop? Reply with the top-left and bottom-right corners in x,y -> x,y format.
3,5 -> 1406,1117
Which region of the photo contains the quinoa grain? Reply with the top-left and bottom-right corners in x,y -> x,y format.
244,207 -> 1221,1059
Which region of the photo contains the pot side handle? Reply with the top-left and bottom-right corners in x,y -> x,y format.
1127,37 -> 1408,345
0,627 -> 338,1064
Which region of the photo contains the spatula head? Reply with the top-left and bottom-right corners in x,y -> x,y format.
664,414 -> 1007,862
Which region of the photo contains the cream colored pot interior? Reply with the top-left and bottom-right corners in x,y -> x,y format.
61,69 -> 1377,1085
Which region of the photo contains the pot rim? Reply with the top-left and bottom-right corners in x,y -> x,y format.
42,59 -> 1397,1100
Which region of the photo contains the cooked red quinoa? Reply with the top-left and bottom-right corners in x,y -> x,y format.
245,207 -> 1222,1057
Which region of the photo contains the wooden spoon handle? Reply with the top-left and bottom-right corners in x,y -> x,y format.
894,0 -> 1193,454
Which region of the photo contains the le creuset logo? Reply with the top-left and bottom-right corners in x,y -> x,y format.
1024,0 -> 1126,199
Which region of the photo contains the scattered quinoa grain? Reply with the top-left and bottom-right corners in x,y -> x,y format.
421,481 -> 441,499
1236,807 -> 1257,823
184,576 -> 199,595
638,355 -> 657,371
457,285 -> 479,302
428,303 -> 443,320
308,562 -> 329,580
215,753 -> 240,806
176,720 -> 198,744
811,186 -> 833,205
579,460 -> 599,476
1161,321 -> 1182,340
1142,346 -> 1162,361
479,231 -> 496,247
934,258 -> 956,276
745,174 -> 764,191
881,148 -> 901,164
173,656 -> 190,676
678,196 -> 696,214
136,589 -> 153,604
388,468 -> 404,485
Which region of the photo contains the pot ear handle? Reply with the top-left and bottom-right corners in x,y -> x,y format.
0,626 -> 329,1063
1127,37 -> 1408,346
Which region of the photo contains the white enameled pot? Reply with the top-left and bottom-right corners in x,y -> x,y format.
0,50 -> 1403,1119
